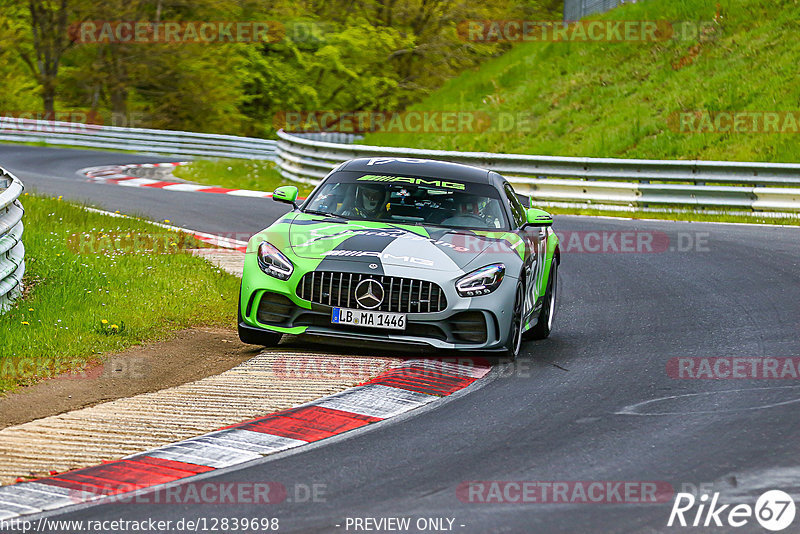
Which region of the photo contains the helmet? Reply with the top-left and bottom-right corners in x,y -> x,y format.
357,184 -> 386,214
453,192 -> 479,215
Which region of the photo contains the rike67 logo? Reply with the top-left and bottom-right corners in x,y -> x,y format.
668,490 -> 796,531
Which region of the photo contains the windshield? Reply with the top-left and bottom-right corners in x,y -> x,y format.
302,172 -> 509,230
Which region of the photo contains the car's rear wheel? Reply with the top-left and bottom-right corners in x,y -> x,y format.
505,282 -> 524,360
527,258 -> 558,340
238,290 -> 283,346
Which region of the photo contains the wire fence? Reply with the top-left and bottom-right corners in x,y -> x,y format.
0,168 -> 25,313
563,0 -> 637,21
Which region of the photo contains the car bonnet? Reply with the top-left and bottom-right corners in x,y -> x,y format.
285,215 -> 522,274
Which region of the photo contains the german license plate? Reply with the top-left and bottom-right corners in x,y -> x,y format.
332,307 -> 406,330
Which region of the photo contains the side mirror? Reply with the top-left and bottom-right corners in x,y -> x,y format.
273,185 -> 299,208
525,208 -> 553,227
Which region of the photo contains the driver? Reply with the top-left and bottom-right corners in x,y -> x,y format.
345,183 -> 389,219
440,192 -> 496,228
454,192 -> 479,217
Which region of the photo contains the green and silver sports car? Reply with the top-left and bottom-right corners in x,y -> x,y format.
238,157 -> 560,358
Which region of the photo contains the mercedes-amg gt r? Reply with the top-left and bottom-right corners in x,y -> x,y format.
238,157 -> 560,358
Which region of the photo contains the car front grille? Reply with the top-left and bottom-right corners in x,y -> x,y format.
297,271 -> 447,313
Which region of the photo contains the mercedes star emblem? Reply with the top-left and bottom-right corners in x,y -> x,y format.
354,279 -> 385,309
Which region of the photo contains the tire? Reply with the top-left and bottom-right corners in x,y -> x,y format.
527,258 -> 558,340
505,282 -> 524,360
238,290 -> 283,347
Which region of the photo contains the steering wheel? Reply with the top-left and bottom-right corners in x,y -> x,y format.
457,214 -> 485,223
441,214 -> 486,226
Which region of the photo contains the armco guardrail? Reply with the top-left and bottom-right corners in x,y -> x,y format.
0,117 -> 276,160
275,130 -> 800,213
0,168 -> 24,313
3,118 -> 798,213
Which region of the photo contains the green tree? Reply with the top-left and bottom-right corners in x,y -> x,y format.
16,0 -> 85,113
0,2 -> 40,111
0,0 -> 561,134
135,44 -> 248,133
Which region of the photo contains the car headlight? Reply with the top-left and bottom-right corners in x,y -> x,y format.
257,241 -> 293,280
456,263 -> 505,297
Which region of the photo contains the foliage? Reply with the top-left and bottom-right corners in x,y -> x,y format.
0,1 -> 40,111
0,0 -> 557,134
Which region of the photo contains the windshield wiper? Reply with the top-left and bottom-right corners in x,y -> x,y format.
302,209 -> 350,223
303,209 -> 336,217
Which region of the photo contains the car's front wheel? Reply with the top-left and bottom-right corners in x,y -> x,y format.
505,282 -> 524,359
527,258 -> 558,340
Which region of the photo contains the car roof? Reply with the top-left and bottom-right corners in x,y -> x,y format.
336,157 -> 493,184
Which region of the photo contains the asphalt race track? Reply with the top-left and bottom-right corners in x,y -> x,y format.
0,145 -> 291,237
2,144 -> 800,533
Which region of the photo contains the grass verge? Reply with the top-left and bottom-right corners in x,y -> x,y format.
173,159 -> 313,196
363,0 -> 800,164
0,193 -> 240,394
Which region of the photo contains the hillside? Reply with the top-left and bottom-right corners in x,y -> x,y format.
364,0 -> 800,163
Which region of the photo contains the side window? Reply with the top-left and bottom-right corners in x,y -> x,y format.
504,183 -> 526,228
